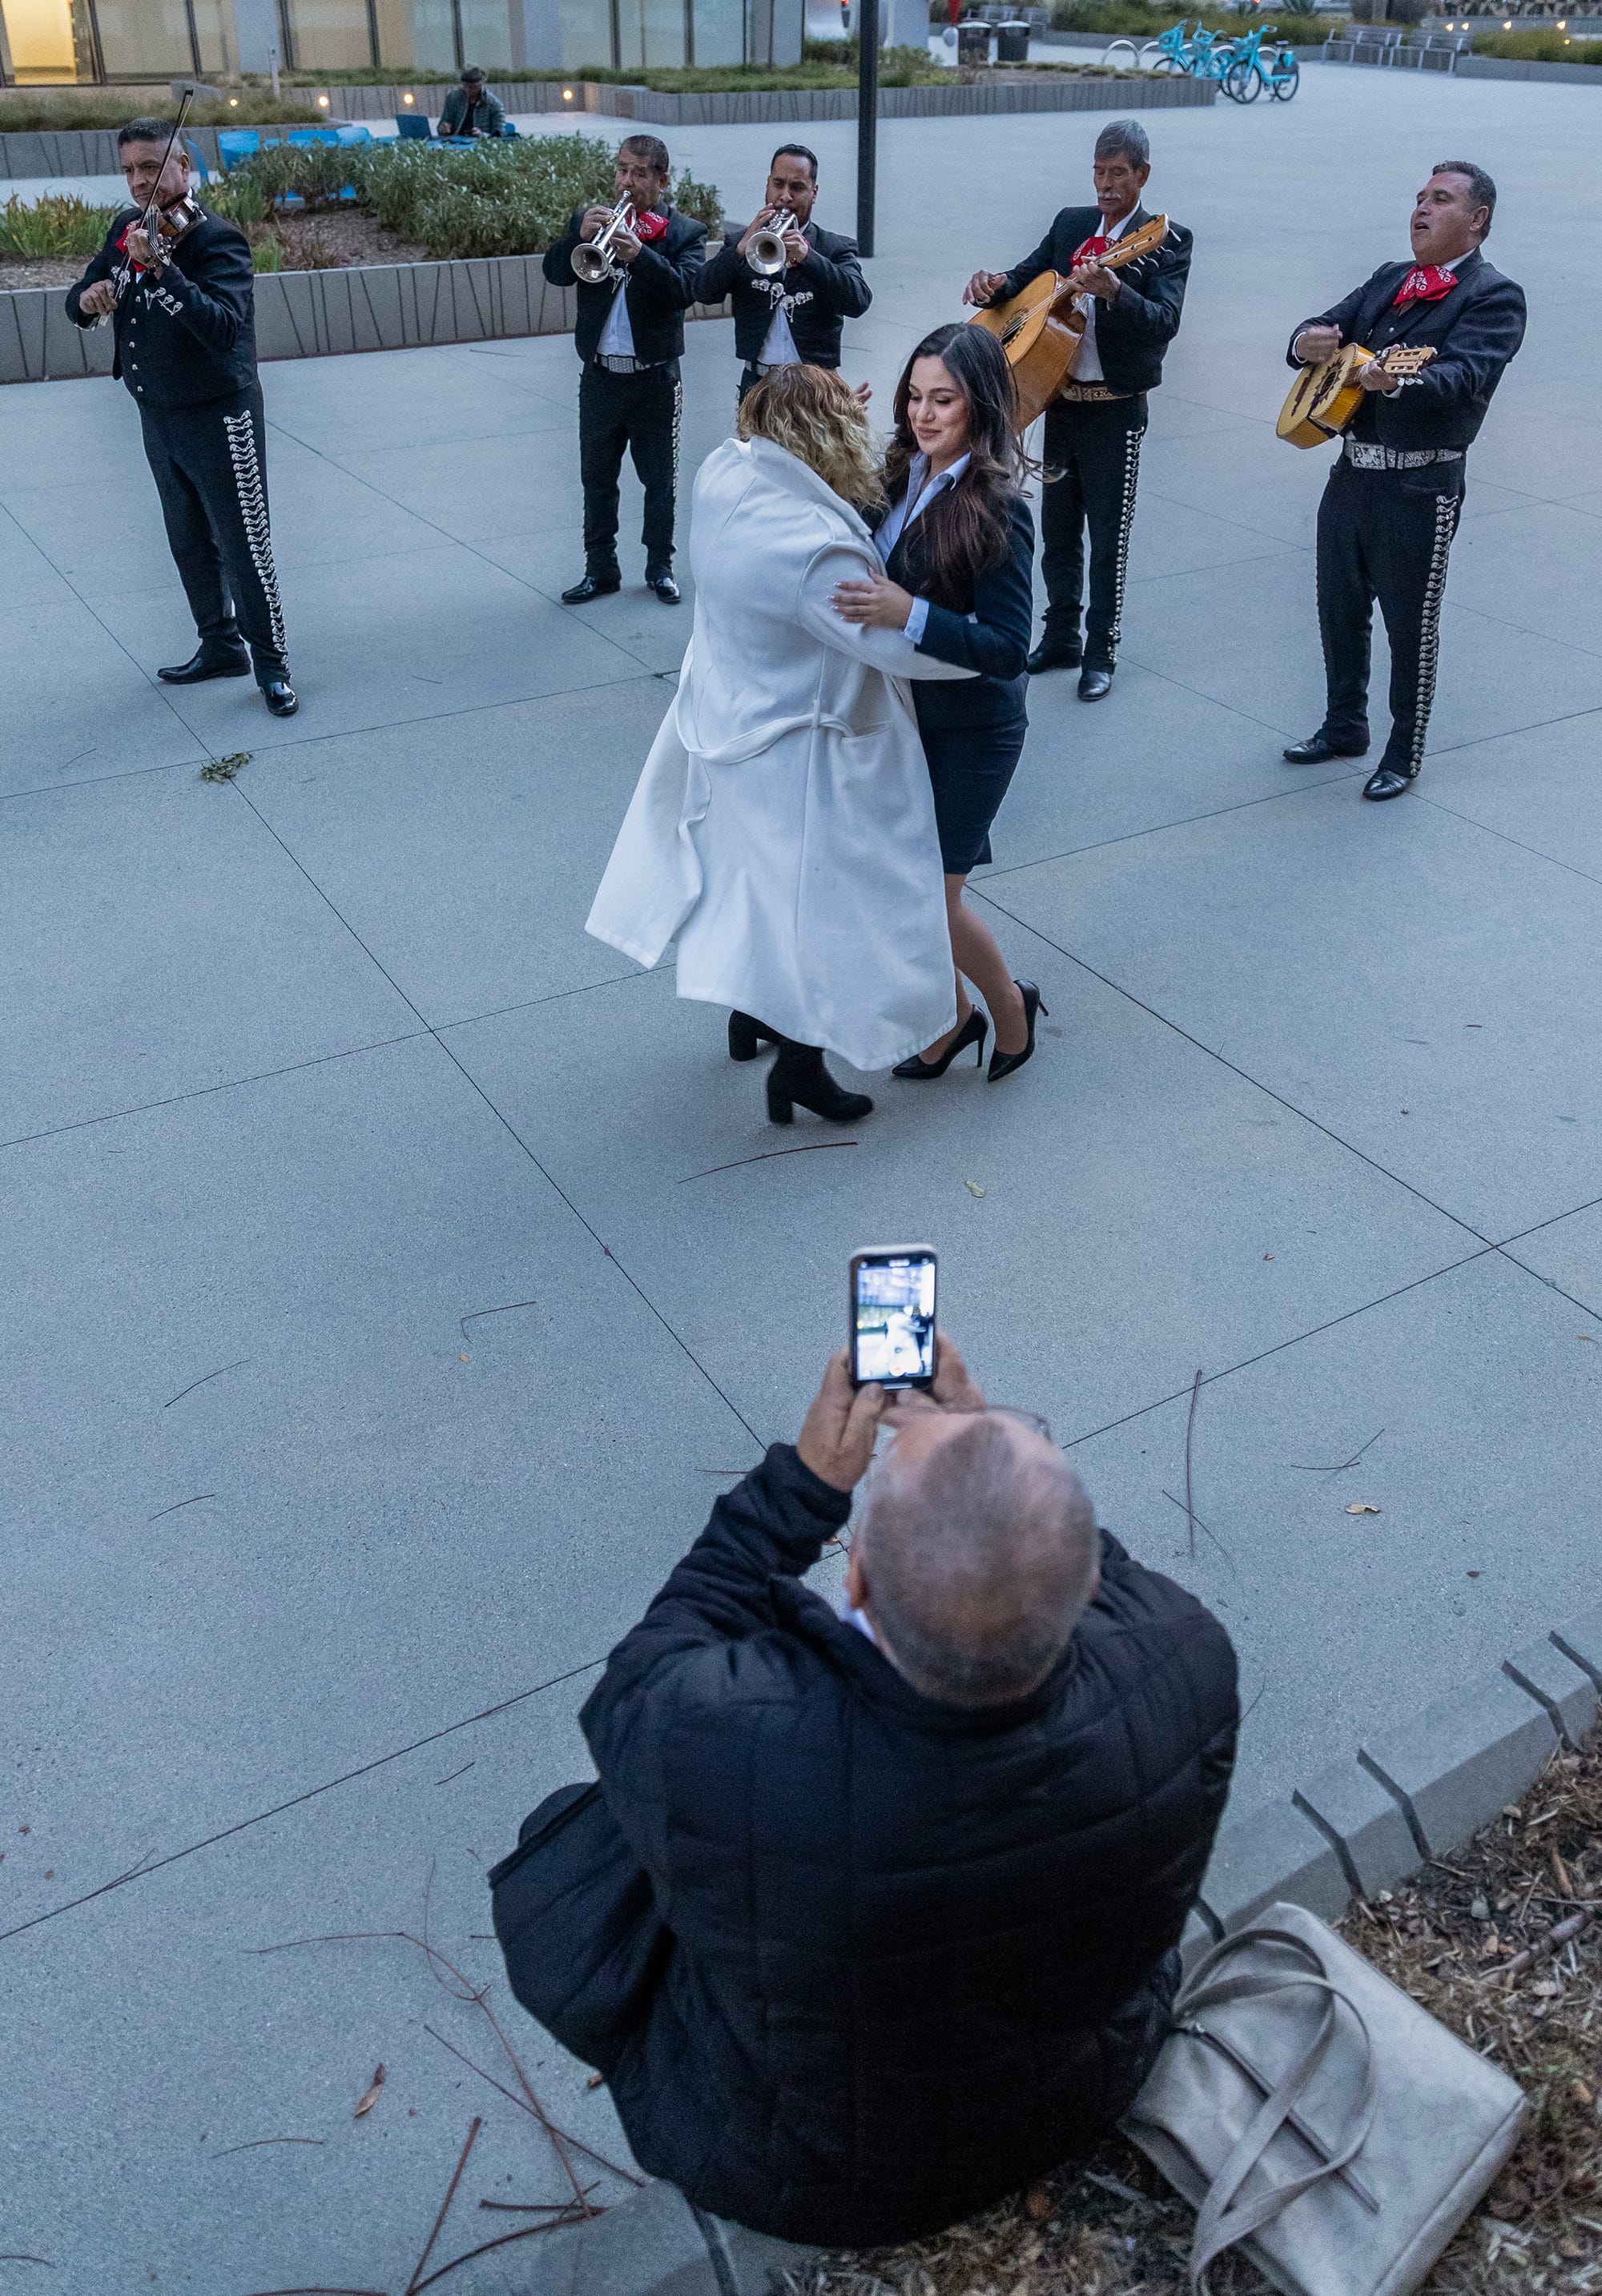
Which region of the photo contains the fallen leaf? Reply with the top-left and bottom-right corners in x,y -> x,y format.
586,2072 -> 606,2090
1580,1334 -> 1596,1344
1558,2237 -> 1585,2261
1573,2079 -> 1594,2108
1467,1569 -> 1481,1578
963,1180 -> 986,1199
1345,1502 -> 1381,1516
457,1353 -> 469,1362
1552,1848 -> 1572,1895
354,2064 -> 385,2119
1023,2186 -> 1053,2221
1263,1253 -> 1275,1261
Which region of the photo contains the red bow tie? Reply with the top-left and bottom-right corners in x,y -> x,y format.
1393,264 -> 1457,308
1072,232 -> 1110,267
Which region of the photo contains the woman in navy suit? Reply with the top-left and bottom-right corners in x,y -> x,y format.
831,323 -> 1044,1081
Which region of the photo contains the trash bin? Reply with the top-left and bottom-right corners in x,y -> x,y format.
995,18 -> 1028,58
957,19 -> 992,62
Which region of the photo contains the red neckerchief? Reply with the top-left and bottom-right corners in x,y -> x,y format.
633,208 -> 668,245
1072,230 -> 1110,267
1392,263 -> 1458,308
116,216 -> 151,276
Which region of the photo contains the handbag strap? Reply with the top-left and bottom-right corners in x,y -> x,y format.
1133,1925 -> 1379,2290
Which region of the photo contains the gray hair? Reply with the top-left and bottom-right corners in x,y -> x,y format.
620,132 -> 672,180
859,1416 -> 1099,1708
119,116 -> 181,150
1432,159 -> 1495,239
1094,119 -> 1149,169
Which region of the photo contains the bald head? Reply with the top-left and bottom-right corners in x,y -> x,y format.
854,1413 -> 1099,1708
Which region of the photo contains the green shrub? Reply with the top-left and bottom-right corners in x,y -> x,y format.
1471,24 -> 1601,56
672,170 -> 724,234
204,173 -> 268,227
0,92 -> 327,131
250,232 -> 284,271
0,191 -> 115,259
1046,0 -> 1326,34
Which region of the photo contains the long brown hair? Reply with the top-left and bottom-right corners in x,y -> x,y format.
738,364 -> 882,513
882,324 -> 1024,613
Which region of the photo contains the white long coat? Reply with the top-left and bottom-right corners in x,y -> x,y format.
585,437 -> 974,1072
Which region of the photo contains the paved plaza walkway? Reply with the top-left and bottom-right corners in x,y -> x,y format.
2,63 -> 1600,2292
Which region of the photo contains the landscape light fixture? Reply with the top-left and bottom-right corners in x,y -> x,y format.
563,86 -> 574,99
403,90 -> 414,102
317,93 -> 330,107
228,94 -> 238,103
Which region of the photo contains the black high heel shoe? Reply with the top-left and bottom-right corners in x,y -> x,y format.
728,1011 -> 780,1062
766,1043 -> 873,1127
988,982 -> 1047,1083
892,1008 -> 988,1080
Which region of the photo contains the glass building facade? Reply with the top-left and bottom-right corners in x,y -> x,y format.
0,0 -> 772,80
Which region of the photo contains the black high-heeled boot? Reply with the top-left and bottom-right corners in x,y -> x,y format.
988,982 -> 1048,1083
766,1041 -> 873,1126
728,1011 -> 780,1062
892,1007 -> 988,1080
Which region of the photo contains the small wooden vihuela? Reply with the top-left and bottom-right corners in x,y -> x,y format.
969,214 -> 1169,430
1277,342 -> 1438,448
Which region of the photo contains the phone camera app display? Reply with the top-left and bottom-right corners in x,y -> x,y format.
854,1257 -> 936,1387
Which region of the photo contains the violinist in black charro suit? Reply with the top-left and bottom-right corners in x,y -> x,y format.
1283,161 -> 1526,802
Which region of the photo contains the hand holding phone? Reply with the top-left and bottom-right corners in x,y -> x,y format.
850,1246 -> 937,1390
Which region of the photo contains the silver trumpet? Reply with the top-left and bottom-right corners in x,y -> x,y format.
747,209 -> 798,277
572,198 -> 638,285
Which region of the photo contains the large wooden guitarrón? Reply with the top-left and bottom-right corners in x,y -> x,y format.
969,214 -> 1169,430
1277,342 -> 1438,448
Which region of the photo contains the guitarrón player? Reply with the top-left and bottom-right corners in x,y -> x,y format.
1282,162 -> 1525,801
964,119 -> 1192,702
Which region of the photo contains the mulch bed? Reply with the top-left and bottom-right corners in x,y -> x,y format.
785,1730 -> 1602,2296
1,210 -> 433,295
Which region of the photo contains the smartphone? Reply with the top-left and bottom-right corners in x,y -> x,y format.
849,1245 -> 938,1390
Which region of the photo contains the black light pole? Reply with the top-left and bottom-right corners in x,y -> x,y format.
856,0 -> 879,257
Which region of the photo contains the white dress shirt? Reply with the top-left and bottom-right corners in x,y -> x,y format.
757,297 -> 801,368
879,449 -> 971,644
1068,208 -> 1137,384
598,272 -> 635,358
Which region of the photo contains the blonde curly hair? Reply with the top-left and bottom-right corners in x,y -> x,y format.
737,364 -> 883,513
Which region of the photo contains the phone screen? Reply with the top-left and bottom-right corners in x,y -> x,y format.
851,1248 -> 937,1389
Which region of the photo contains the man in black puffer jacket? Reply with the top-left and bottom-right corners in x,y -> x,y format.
492,1335 -> 1238,2247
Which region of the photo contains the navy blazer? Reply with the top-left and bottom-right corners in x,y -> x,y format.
879,490 -> 1035,734
542,206 -> 708,365
992,203 -> 1192,398
1287,247 -> 1526,452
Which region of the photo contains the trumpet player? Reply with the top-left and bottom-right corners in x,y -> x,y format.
543,135 -> 708,605
694,145 -> 871,404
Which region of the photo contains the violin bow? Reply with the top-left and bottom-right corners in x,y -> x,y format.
110,84 -> 196,311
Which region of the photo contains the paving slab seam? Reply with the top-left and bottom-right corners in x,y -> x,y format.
1415,778 -> 1602,897
1439,593 -> 1602,668
1422,695 -> 1602,766
475,1618 -> 1602,2296
1489,1245 -> 1602,1328
970,887 -> 1500,1250
0,1658 -> 606,1947
263,412 -> 679,684
0,748 -> 213,806
0,1026 -> 434,1154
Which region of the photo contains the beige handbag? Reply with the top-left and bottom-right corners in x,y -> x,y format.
1121,1900 -> 1528,2296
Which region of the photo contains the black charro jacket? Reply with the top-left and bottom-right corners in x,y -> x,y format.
882,490 -> 1035,736
992,201 -> 1193,397
693,215 -> 871,368
541,205 -> 707,364
1287,247 -> 1527,451
66,205 -> 258,408
493,1444 -> 1238,2248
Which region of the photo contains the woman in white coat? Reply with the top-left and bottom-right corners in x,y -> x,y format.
585,365 -> 974,1126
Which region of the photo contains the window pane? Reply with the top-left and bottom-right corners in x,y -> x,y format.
616,0 -> 685,67
192,0 -> 232,73
559,0 -> 612,70
457,0 -> 512,67
284,0 -> 374,71
390,0 -> 455,73
693,0 -> 743,65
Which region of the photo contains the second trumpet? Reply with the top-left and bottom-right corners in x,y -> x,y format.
748,210 -> 798,277
574,198 -> 638,284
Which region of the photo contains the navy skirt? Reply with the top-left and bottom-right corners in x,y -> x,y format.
915,685 -> 1028,875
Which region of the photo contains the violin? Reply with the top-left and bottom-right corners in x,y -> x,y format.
138,192 -> 206,267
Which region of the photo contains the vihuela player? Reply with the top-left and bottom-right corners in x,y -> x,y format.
1283,162 -> 1525,801
66,117 -> 296,716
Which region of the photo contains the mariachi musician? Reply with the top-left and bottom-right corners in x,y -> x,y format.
543,135 -> 708,606
691,143 -> 871,403
66,116 -> 296,716
964,119 -> 1191,702
1282,162 -> 1525,801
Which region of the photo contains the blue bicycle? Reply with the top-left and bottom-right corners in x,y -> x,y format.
1222,22 -> 1300,96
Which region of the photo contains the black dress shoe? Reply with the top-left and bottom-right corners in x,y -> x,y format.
1362,764 -> 1417,802
988,981 -> 1048,1083
892,1008 -> 988,1080
260,679 -> 298,718
1077,664 -> 1113,702
728,1011 -> 779,1062
1283,732 -> 1368,764
1025,639 -> 1081,675
562,571 -> 621,604
766,1044 -> 871,1126
646,568 -> 681,604
158,642 -> 252,684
